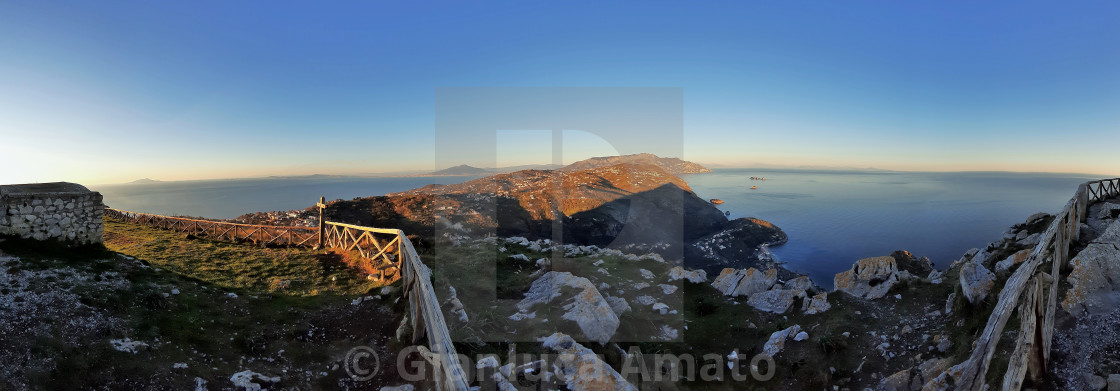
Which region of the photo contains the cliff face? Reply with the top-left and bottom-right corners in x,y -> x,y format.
559,153 -> 712,175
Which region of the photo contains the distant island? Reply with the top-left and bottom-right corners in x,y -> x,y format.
128,178 -> 161,184
560,153 -> 712,175
429,164 -> 491,176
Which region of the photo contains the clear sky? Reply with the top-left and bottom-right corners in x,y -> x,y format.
2,1 -> 1118,185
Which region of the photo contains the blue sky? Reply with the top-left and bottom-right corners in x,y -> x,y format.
2,1 -> 1118,184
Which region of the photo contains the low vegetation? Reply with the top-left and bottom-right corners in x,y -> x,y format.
0,217 -> 413,390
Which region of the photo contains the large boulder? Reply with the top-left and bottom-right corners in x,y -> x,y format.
667,266 -> 707,283
960,259 -> 996,305
780,276 -> 816,292
518,272 -> 619,344
541,333 -> 637,391
746,289 -> 805,314
995,249 -> 1032,273
890,250 -> 935,280
1063,220 -> 1120,316
710,267 -> 777,297
802,292 -> 831,315
833,256 -> 900,299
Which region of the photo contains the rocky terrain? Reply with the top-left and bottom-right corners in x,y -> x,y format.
1049,198 -> 1120,390
420,193 -> 1120,390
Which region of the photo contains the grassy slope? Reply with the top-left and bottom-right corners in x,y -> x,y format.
0,218 -> 414,390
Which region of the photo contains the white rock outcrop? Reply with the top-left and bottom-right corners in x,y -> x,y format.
230,370 -> 279,391
802,292 -> 831,314
995,249 -> 1031,273
762,325 -> 801,357
711,267 -> 777,297
518,272 -> 620,344
1063,220 -> 1120,316
667,266 -> 707,283
746,289 -> 805,314
833,256 -> 900,299
541,333 -> 637,391
959,259 -> 996,305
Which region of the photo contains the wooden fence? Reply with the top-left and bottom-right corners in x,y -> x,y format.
954,178 -> 1120,391
104,205 -> 471,390
104,208 -> 319,247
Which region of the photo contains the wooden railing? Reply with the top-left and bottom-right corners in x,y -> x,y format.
322,221 -> 402,281
954,178 -> 1120,391
105,205 -> 471,390
104,208 -> 319,247
321,220 -> 471,390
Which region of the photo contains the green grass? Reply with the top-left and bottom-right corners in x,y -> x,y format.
0,218 -> 412,389
103,217 -> 377,296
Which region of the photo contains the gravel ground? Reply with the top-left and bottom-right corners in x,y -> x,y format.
1049,307 -> 1120,390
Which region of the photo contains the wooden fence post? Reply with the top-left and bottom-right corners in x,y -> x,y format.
316,196 -> 326,249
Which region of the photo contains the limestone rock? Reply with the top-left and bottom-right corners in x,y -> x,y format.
881,369 -> 911,391
229,370 -> 279,391
1018,233 -> 1042,248
959,259 -> 996,305
518,272 -> 619,344
793,331 -> 809,341
746,288 -> 805,314
917,358 -> 951,385
710,267 -> 777,297
834,256 -> 900,299
1096,202 -> 1120,220
944,292 -> 956,315
1108,374 -> 1120,391
762,325 -> 801,357
781,276 -> 815,292
1026,212 -> 1051,225
890,250 -> 935,279
667,266 -> 707,283
1063,223 -> 1120,317
1086,375 -> 1106,391
541,333 -> 637,391
995,249 -> 1031,273
445,286 -> 469,323
605,296 -> 631,316
802,292 -> 831,314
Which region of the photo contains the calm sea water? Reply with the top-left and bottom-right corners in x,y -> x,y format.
93,176 -> 480,219
684,169 -> 1095,288
96,170 -> 1096,289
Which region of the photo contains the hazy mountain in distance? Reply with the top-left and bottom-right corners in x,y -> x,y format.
430,164 -> 491,176
561,153 -> 712,175
128,178 -> 161,184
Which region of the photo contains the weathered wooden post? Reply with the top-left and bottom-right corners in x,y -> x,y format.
316,196 -> 327,249
1078,183 -> 1089,227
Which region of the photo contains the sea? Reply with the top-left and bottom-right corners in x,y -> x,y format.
684,169 -> 1095,288
95,169 -> 1096,289
93,176 -> 481,219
